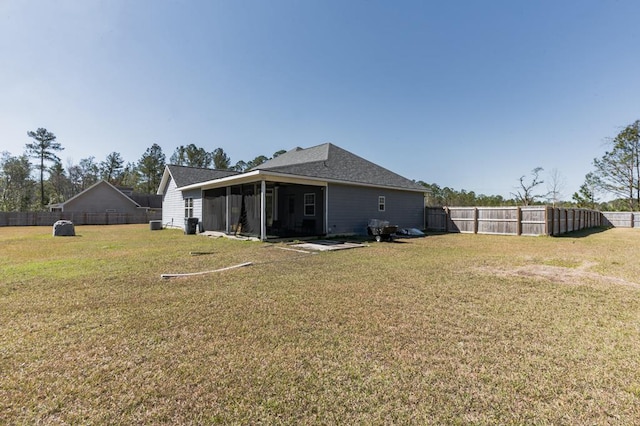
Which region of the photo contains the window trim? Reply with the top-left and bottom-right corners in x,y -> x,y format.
304,193 -> 316,216
378,196 -> 386,212
184,197 -> 194,218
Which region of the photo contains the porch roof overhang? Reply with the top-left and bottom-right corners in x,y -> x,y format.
177,170 -> 428,194
178,170 -> 327,191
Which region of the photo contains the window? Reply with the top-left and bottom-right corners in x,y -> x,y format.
185,198 -> 194,218
304,193 -> 315,216
378,196 -> 386,212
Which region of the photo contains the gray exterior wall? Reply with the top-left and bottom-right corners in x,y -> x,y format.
327,184 -> 425,235
162,176 -> 425,236
162,177 -> 203,230
63,182 -> 140,213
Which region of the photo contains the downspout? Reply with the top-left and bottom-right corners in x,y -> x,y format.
225,186 -> 231,234
260,180 -> 266,241
324,184 -> 329,235
424,192 -> 427,231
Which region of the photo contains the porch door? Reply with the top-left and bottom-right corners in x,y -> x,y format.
203,188 -> 227,232
265,188 -> 275,227
286,194 -> 295,232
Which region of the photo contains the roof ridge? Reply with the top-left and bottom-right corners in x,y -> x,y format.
54,179 -> 142,208
167,164 -> 235,172
254,143 -> 424,191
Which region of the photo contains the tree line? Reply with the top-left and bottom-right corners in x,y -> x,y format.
422,120 -> 640,211
0,127 -> 285,212
572,120 -> 640,211
3,121 -> 640,212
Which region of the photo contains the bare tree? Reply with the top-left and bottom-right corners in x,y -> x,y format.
512,167 -> 546,206
546,168 -> 566,207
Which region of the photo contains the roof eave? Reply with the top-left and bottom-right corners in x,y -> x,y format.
179,170 -> 262,191
157,167 -> 173,195
178,169 -> 427,193
58,180 -> 142,208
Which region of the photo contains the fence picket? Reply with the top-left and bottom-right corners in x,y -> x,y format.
425,206 -> 608,236
0,211 -> 162,227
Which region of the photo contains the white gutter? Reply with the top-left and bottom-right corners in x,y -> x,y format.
324,185 -> 329,235
260,180 -> 266,241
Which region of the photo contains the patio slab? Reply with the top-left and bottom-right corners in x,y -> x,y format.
290,240 -> 367,251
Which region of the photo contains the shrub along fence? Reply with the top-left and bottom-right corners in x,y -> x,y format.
0,211 -> 162,227
426,206 -> 602,236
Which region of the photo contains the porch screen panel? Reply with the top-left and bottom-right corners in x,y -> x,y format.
203,188 -> 226,232
225,184 -> 264,237
202,197 -> 214,231
243,191 -> 260,236
210,195 -> 226,231
229,186 -> 243,234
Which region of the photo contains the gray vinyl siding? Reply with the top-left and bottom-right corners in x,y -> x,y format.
327,184 -> 424,235
63,183 -> 139,213
161,178 -> 183,229
161,177 -> 202,230
188,189 -> 203,227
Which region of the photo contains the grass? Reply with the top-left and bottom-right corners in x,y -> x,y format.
1,225 -> 640,424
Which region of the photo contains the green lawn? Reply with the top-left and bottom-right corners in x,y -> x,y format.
1,225 -> 639,424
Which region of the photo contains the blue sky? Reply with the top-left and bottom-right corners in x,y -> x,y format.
2,0 -> 639,199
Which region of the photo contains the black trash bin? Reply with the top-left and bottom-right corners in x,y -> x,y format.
184,217 -> 199,235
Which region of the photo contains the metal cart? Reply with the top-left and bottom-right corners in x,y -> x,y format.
367,219 -> 398,242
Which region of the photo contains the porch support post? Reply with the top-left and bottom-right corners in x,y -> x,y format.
225,186 -> 231,234
324,185 -> 329,235
260,180 -> 266,241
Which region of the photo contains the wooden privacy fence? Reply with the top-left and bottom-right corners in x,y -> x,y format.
601,211 -> 640,228
0,211 -> 162,227
426,206 -> 602,236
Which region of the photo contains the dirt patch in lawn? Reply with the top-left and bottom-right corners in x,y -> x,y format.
479,261 -> 640,289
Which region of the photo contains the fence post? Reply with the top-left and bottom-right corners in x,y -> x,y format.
516,207 -> 522,236
473,207 -> 478,234
423,207 -> 428,230
444,207 -> 449,233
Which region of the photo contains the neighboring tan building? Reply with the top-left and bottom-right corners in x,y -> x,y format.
49,180 -> 161,214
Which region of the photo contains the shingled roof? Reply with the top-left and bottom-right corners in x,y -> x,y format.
253,143 -> 424,191
165,165 -> 239,188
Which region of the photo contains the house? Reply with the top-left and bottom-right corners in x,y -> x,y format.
157,165 -> 240,229
157,143 -> 427,240
117,186 -> 163,210
49,180 -> 162,214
